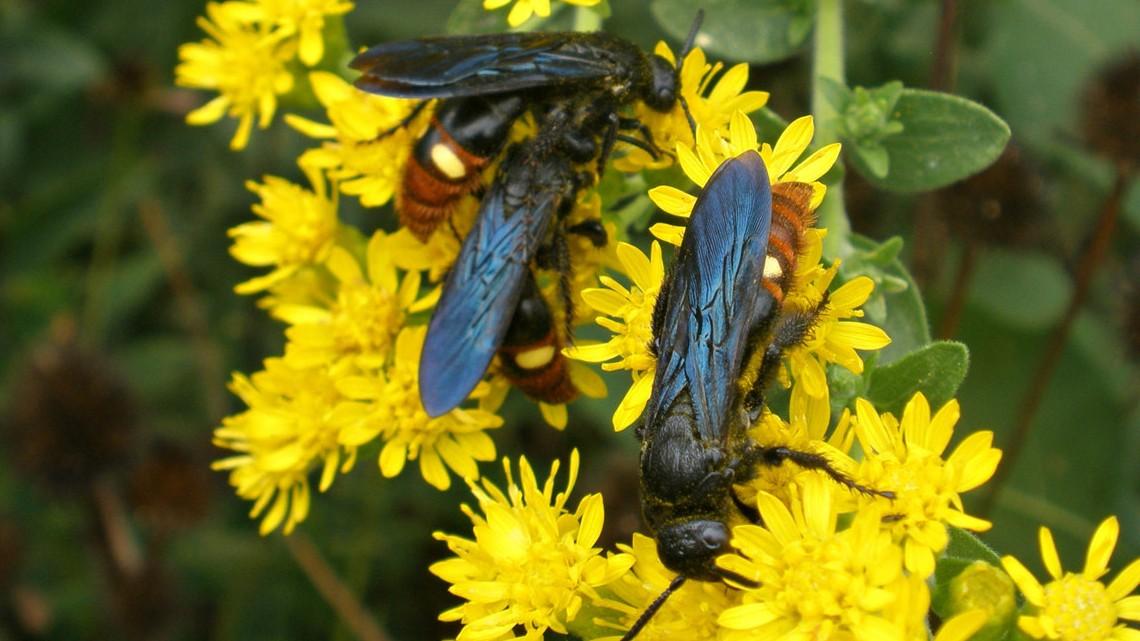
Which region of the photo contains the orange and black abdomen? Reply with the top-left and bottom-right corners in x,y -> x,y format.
398,95 -> 527,240
760,181 -> 817,303
497,273 -> 578,405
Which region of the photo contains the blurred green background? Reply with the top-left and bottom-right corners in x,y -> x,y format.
1,0 -> 1137,639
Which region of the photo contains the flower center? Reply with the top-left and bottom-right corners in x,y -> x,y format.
332,282 -> 401,360
1042,574 -> 1116,641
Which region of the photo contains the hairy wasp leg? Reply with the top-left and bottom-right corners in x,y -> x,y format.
374,99 -> 430,140
552,230 -> 575,344
743,291 -> 831,414
565,219 -> 608,248
738,443 -> 895,500
617,116 -> 663,160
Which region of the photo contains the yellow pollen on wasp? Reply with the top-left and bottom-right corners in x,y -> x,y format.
763,254 -> 783,279
431,143 -> 467,180
515,346 -> 555,370
1041,575 -> 1116,641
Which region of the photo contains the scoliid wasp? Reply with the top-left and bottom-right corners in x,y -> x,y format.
623,150 -> 893,641
349,14 -> 704,241
349,16 -> 705,416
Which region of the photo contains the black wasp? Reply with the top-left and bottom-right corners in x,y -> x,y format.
350,16 -> 702,416
623,150 -> 893,641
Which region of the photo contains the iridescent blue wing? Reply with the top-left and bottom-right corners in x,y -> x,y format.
351,32 -> 629,98
646,150 -> 773,442
419,145 -> 572,416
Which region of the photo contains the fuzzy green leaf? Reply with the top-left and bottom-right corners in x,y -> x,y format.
969,249 -> 1072,330
651,0 -> 814,64
866,341 -> 969,413
848,89 -> 1010,193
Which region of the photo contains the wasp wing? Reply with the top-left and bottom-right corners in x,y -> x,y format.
351,32 -> 623,98
419,145 -> 572,416
646,151 -> 773,442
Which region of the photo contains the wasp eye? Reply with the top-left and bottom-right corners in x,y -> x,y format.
700,527 -> 727,551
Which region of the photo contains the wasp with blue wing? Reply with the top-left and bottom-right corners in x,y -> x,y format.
622,151 -> 893,641
350,17 -> 703,416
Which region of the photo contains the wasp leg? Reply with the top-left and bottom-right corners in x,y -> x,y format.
743,291 -> 831,415
617,116 -> 662,159
565,219 -> 608,248
736,443 -> 894,500
374,99 -> 430,140
552,230 -> 575,344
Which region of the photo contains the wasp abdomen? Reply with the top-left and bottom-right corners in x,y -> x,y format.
397,95 -> 527,241
497,273 -> 579,405
760,182 -> 816,304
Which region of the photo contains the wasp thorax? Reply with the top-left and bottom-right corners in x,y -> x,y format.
655,519 -> 730,580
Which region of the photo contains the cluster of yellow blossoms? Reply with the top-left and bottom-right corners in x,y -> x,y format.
178,2 -> 1138,640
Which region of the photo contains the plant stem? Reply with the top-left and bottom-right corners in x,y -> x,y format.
978,168 -> 1129,518
812,0 -> 852,257
574,6 -> 601,31
285,534 -> 391,641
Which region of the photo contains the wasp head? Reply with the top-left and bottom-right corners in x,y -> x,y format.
654,519 -> 730,580
642,55 -> 679,113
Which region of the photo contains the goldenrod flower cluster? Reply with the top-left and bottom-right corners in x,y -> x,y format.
176,0 -> 353,149
177,4 -> 1138,641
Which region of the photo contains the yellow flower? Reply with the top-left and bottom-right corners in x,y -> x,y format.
854,393 -> 1003,578
1002,516 -> 1140,641
430,451 -> 634,641
286,71 -> 419,209
565,241 -> 665,431
212,358 -> 365,535
254,0 -> 353,66
176,1 -> 296,150
482,0 -> 600,27
736,383 -> 858,507
716,475 -> 903,641
277,231 -> 421,372
338,326 -> 503,491
615,45 -> 769,173
780,264 -> 892,399
230,167 -> 340,295
590,533 -> 734,641
648,113 -> 841,243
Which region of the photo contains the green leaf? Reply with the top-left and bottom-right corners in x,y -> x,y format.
650,0 -> 814,64
866,341 -> 969,413
853,142 -> 890,179
944,526 -> 1003,567
847,89 -> 1010,193
968,249 -> 1071,330
985,0 -> 1140,146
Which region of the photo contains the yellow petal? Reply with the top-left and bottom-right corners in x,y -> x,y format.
934,610 -> 989,641
379,440 -> 407,478
539,402 -> 567,430
786,143 -> 842,183
648,185 -> 696,217
649,223 -> 686,246
616,242 -> 655,291
564,341 -> 618,363
1084,516 -> 1119,579
419,449 -> 451,490
718,602 -> 778,629
1039,527 -> 1064,580
613,373 -> 653,431
1116,595 -> 1140,621
1001,555 -> 1045,606
1107,558 -> 1140,601
676,142 -> 711,186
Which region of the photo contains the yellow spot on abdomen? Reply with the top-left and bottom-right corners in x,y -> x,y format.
431,143 -> 467,180
763,255 -> 783,279
514,346 -> 555,370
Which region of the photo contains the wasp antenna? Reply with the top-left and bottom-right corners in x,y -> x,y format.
680,10 -> 705,60
679,95 -> 698,137
620,575 -> 687,641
